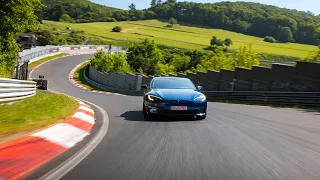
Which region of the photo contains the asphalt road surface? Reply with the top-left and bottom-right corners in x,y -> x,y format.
28,55 -> 320,180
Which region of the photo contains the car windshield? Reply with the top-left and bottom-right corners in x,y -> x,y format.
151,78 -> 196,89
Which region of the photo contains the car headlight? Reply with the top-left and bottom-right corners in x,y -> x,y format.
147,95 -> 162,102
194,94 -> 206,101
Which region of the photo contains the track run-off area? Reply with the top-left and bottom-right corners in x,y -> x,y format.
27,54 -> 320,180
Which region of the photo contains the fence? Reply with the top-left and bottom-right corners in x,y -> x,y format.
203,91 -> 320,106
85,65 -> 144,96
0,78 -> 37,103
87,61 -> 320,93
15,45 -> 125,80
85,63 -> 320,106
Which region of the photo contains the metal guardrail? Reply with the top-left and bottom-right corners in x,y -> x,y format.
14,45 -> 125,80
83,65 -> 143,96
203,91 -> 320,106
0,78 -> 37,103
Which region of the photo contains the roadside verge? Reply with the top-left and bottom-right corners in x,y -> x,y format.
0,100 -> 95,180
69,61 -> 127,96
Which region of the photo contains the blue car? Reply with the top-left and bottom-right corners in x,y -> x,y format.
142,77 -> 207,120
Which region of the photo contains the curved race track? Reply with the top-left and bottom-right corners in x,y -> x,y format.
27,55 -> 320,180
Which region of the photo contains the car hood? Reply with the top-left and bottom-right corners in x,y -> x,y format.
151,89 -> 203,101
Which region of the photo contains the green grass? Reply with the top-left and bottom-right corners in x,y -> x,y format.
73,62 -> 134,95
42,19 -> 318,59
0,90 -> 79,142
73,61 -> 105,91
29,53 -> 69,69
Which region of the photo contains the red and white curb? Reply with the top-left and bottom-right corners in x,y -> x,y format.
0,101 -> 95,180
69,61 -> 127,96
68,52 -> 96,56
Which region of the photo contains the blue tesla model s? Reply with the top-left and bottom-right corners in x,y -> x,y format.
142,77 -> 207,120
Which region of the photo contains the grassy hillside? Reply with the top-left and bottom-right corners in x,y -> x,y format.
42,20 -> 318,58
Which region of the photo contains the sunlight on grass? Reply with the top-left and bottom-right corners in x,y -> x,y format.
42,20 -> 318,58
0,91 -> 78,142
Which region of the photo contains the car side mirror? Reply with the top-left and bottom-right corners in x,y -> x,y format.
141,85 -> 148,90
197,85 -> 203,91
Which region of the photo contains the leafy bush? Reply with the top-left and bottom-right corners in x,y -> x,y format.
90,50 -> 131,73
127,38 -> 162,75
264,36 -> 276,43
59,14 -> 74,23
156,62 -> 175,75
197,48 -> 234,72
51,37 -> 67,45
66,31 -> 86,44
210,36 -> 233,51
0,62 -> 11,78
236,43 -> 260,68
112,26 -> 122,32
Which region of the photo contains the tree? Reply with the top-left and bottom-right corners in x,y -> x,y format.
0,0 -> 41,77
145,11 -> 157,19
135,10 -> 145,20
167,0 -> 177,3
304,28 -> 320,62
168,17 -> 177,26
112,11 -> 128,21
149,1 -> 320,45
127,38 -> 162,75
112,26 -> 122,32
129,3 -> 136,11
128,3 -> 138,20
224,38 -> 233,47
210,36 -> 224,47
90,50 -> 131,73
276,27 -> 294,42
52,5 -> 65,21
316,27 -> 320,42
157,0 -> 162,4
151,0 -> 157,7
59,13 -> 74,23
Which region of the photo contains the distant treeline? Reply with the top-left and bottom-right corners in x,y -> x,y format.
40,0 -> 320,45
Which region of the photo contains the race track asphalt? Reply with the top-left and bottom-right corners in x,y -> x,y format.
28,55 -> 320,180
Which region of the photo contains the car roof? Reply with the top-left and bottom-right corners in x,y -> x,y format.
152,77 -> 189,80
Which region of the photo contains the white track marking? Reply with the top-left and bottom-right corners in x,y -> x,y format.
79,105 -> 94,114
38,96 -> 109,180
73,112 -> 95,124
31,123 -> 89,149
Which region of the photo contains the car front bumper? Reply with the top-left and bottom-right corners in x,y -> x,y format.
145,102 -> 207,116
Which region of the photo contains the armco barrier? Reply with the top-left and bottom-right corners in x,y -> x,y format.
0,78 -> 37,103
83,65 -> 143,96
15,45 -> 125,80
203,91 -> 320,106
85,64 -> 320,106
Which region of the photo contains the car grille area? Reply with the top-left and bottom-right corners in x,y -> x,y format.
163,110 -> 199,115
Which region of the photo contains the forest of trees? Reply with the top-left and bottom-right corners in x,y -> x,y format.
40,0 -> 123,23
150,1 -> 320,45
40,0 -> 320,46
